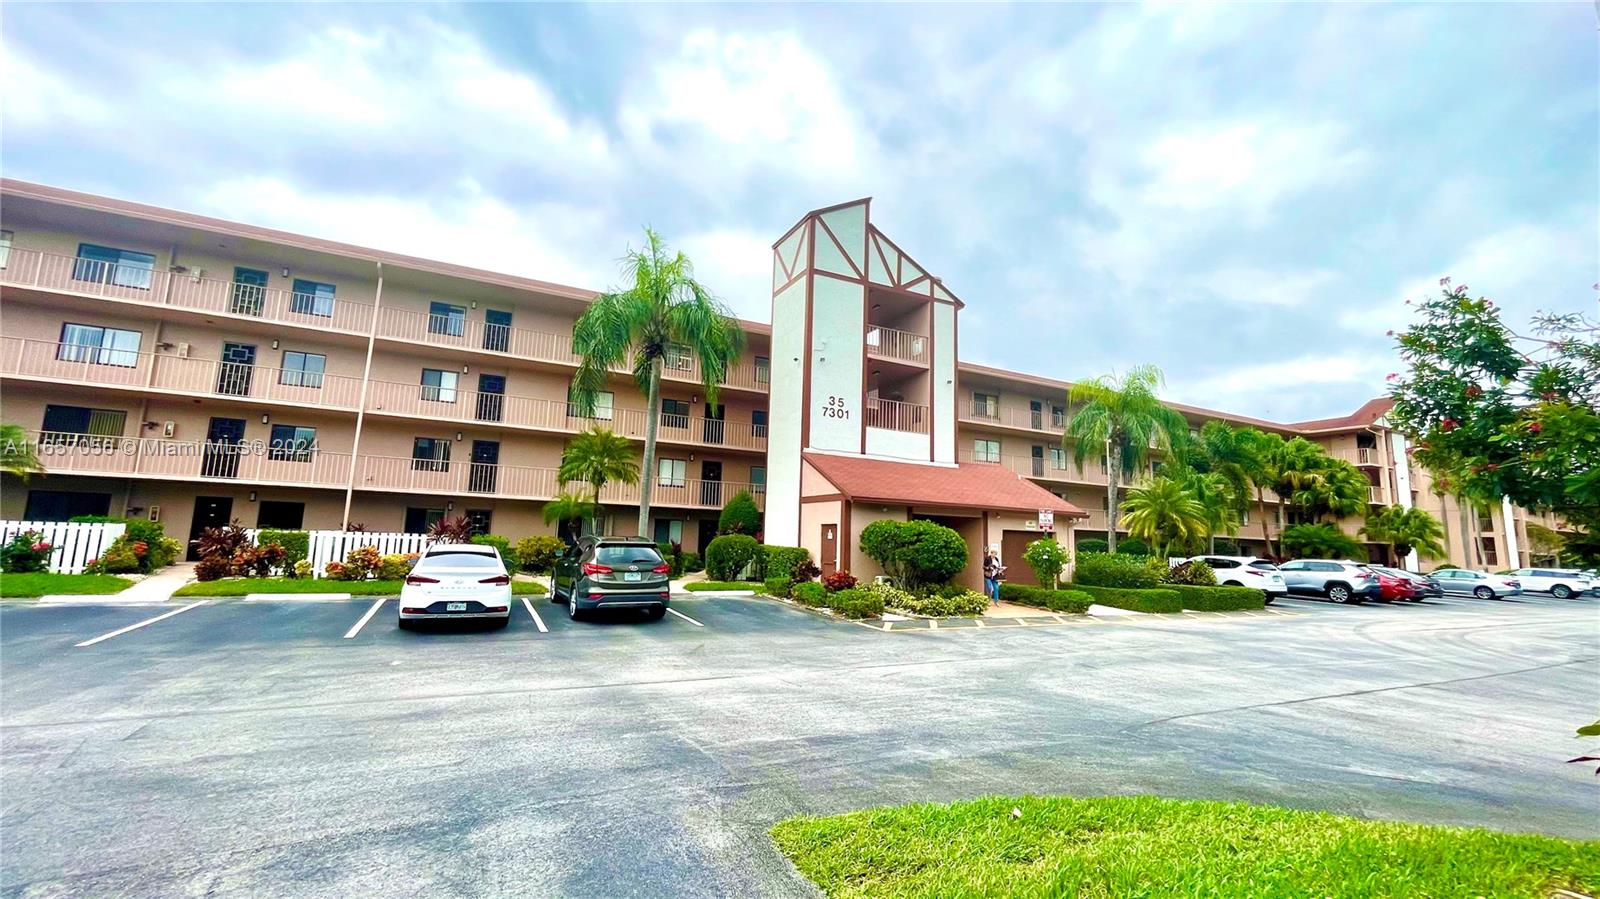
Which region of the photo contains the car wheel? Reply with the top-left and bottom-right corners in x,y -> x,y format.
1408,595 -> 1424,603
568,592 -> 584,621
1263,596 -> 1274,606
1326,584 -> 1352,604
1552,584 -> 1573,599
1223,580 -> 1242,587
1473,585 -> 1494,600
645,606 -> 666,621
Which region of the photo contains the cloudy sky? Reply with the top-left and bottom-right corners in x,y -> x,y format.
3,3 -> 1594,422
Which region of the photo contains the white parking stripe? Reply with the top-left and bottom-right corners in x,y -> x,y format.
75,601 -> 209,647
521,597 -> 548,633
666,607 -> 703,627
343,598 -> 388,639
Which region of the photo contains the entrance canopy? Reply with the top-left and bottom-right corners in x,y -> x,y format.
802,453 -> 1087,517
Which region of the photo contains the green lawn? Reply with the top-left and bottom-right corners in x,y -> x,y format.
173,578 -> 547,597
771,796 -> 1600,899
684,581 -> 759,592
0,572 -> 136,598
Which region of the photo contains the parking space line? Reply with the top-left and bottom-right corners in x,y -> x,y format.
75,601 -> 210,647
521,597 -> 548,633
666,607 -> 703,627
344,598 -> 388,639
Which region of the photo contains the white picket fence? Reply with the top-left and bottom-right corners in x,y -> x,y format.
306,530 -> 431,578
0,520 -> 127,574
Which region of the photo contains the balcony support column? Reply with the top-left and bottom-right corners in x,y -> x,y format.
342,261 -> 383,529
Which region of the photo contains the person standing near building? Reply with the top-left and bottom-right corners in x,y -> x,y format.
983,546 -> 1005,605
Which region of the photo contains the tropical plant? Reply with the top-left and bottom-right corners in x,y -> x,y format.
427,515 -> 475,544
1,423 -> 41,479
858,520 -> 969,592
1162,559 -> 1217,586
569,228 -> 745,535
1525,523 -> 1567,565
1280,523 -> 1364,559
1360,505 -> 1447,564
0,531 -> 53,573
1064,365 -> 1188,553
541,492 -> 593,536
557,427 -> 639,537
192,521 -> 251,560
1119,476 -> 1211,560
821,571 -> 858,593
718,490 -> 762,536
1072,552 -> 1164,589
514,535 -> 566,574
1113,538 -> 1152,556
1021,538 -> 1070,590
1176,468 -> 1239,554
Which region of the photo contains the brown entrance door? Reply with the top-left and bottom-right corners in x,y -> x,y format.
1001,530 -> 1042,586
820,523 -> 839,577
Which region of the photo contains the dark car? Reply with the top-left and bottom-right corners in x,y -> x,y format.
1370,565 -> 1441,600
551,537 -> 671,620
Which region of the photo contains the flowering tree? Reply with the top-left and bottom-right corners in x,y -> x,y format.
1386,279 -> 1598,563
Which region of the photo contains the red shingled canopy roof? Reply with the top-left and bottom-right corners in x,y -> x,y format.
803,453 -> 1087,517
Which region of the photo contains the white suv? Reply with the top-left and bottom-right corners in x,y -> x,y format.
1184,556 -> 1287,602
1504,568 -> 1593,599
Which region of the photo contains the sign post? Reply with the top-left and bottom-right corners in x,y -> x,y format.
1038,509 -> 1054,532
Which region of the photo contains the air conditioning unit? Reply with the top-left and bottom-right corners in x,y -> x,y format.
175,343 -> 190,358
163,421 -> 176,438
148,505 -> 161,522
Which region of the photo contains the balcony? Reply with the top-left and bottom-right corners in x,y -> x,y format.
864,326 -> 928,365
26,431 -> 352,488
960,402 -> 1066,434
960,450 -> 1135,485
1368,485 -> 1385,504
357,453 -> 764,510
1,248 -> 376,336
865,397 -> 929,434
1,337 -> 364,410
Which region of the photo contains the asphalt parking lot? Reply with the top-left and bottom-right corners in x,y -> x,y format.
2,589 -> 1597,897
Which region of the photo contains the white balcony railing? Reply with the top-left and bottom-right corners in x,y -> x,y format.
865,397 -> 930,434
865,326 -> 929,364
28,431 -> 353,487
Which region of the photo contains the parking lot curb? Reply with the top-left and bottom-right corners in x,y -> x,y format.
243,593 -> 355,602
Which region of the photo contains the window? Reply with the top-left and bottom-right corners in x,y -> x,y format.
1481,536 -> 1498,566
1051,405 -> 1065,428
1205,558 -> 1241,569
1049,447 -> 1067,470
755,355 -> 771,385
280,351 -> 326,389
750,466 -> 766,494
256,501 -> 305,529
58,323 -> 141,367
24,490 -> 112,521
654,519 -> 684,546
268,425 -> 316,462
290,279 -> 335,317
974,439 -> 1000,463
752,409 -> 768,439
657,458 -> 687,488
972,392 -> 999,418
40,405 -> 126,444
566,387 -> 614,421
661,399 -> 690,428
465,509 -> 493,536
412,437 -> 451,472
428,301 -> 467,337
404,507 -> 446,534
231,267 -> 269,315
1279,561 -> 1305,571
0,230 -> 11,269
73,244 -> 155,290
664,343 -> 693,371
421,368 -> 458,403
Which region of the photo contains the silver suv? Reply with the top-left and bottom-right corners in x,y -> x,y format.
1277,559 -> 1381,604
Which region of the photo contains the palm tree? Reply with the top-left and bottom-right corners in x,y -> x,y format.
557,427 -> 639,537
1064,365 -> 1188,552
1265,437 -> 1333,532
541,492 -> 593,538
1,423 -> 40,479
1360,505 -> 1446,566
1180,468 -> 1240,554
569,228 -> 745,535
1119,475 -> 1211,559
1244,430 -> 1287,556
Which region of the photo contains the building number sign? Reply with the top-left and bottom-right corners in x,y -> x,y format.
821,395 -> 851,419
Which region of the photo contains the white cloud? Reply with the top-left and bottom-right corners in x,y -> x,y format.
1202,266 -> 1337,308
1168,352 -> 1391,418
0,46 -> 109,128
677,228 -> 777,321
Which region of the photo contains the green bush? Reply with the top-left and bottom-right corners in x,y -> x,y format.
1022,538 -> 1070,589
514,535 -> 565,574
683,581 -> 757,592
292,559 -> 313,579
999,583 -> 1094,614
680,551 -> 703,574
1162,560 -> 1217,586
859,520 -> 968,591
1,531 -> 54,573
791,581 -> 827,606
825,587 -> 885,619
95,543 -> 143,573
257,529 -> 309,567
1066,583 -> 1183,613
377,553 -> 413,581
1076,538 -> 1108,554
705,534 -> 761,580
123,519 -> 179,570
1115,538 -> 1152,556
862,580 -> 915,608
760,545 -> 811,581
68,515 -> 120,523
763,576 -> 793,598
718,490 -> 762,536
470,534 -> 515,568
891,589 -> 989,617
1168,584 -> 1265,611
1073,552 -> 1164,589
1281,522 -> 1363,559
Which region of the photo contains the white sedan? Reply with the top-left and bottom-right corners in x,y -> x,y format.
398,544 -> 513,629
1185,555 -> 1289,602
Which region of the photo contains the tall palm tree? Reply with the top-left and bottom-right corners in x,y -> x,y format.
1180,468 -> 1240,554
1119,476 -> 1211,559
570,228 -> 745,535
1064,364 -> 1188,552
556,427 -> 639,537
1198,422 -> 1262,524
1,423 -> 41,479
1360,505 -> 1447,566
1244,430 -> 1287,556
1265,437 -> 1334,533
542,492 -> 593,539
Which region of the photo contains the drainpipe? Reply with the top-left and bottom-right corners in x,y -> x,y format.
342,261 -> 383,528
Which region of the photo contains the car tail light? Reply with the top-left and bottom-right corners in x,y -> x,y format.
1243,569 -> 1262,577
581,562 -> 612,575
405,575 -> 439,585
485,605 -> 508,613
401,607 -> 427,614
652,562 -> 671,574
478,575 -> 511,585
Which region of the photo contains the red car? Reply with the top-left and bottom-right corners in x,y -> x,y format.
1374,571 -> 1418,602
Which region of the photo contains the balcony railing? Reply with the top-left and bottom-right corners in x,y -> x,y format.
1368,485 -> 1384,504
961,402 -> 1067,433
865,326 -> 929,364
960,449 -> 1136,485
27,431 -> 352,487
1,337 -> 364,409
865,397 -> 930,434
1,248 -> 376,336
358,454 -> 764,510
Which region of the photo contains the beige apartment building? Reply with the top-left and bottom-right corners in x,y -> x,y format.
0,180 -> 1551,571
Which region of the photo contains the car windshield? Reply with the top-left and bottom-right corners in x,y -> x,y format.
417,552 -> 502,569
595,545 -> 664,565
1248,560 -> 1278,571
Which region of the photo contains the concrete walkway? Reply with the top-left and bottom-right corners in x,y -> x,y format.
102,562 -> 197,604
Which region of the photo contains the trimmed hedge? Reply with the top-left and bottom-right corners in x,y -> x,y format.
258,529 -> 310,566
791,581 -> 827,606
684,581 -> 757,592
999,583 -> 1094,614
763,576 -> 793,598
1073,552 -> 1164,589
892,589 -> 989,617
761,545 -> 811,580
705,534 -> 761,580
821,587 -> 884,619
1168,584 -> 1265,611
1065,583 -> 1184,613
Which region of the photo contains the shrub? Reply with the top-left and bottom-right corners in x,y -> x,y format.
94,543 -> 142,574
68,515 -> 121,523
123,519 -> 179,570
1115,538 -> 1152,556
657,542 -> 684,576
859,520 -> 968,591
1282,522 -> 1364,559
377,553 -> 413,581
1162,560 -> 1217,586
760,546 -> 812,581
515,535 -> 565,574
1168,584 -> 1265,611
891,589 -> 989,617
822,571 -> 858,592
705,534 -> 761,580
791,581 -> 827,606
195,554 -> 233,581
470,534 -> 515,568
1066,583 -> 1183,613
681,551 -> 703,574
999,583 -> 1094,614
1076,538 -> 1108,554
1073,552 -> 1163,589
427,515 -> 475,544
231,543 -> 286,578
1,531 -> 53,573
323,561 -> 347,580
824,587 -> 885,619
292,559 -> 313,579
339,545 -> 381,581
258,529 -> 310,567
192,521 -> 250,561
762,576 -> 793,598
1022,539 -> 1070,589
718,491 -> 762,536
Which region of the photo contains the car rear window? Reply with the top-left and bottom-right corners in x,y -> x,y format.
1247,560 -> 1278,571
1206,558 -> 1240,569
595,544 -> 664,565
417,552 -> 502,569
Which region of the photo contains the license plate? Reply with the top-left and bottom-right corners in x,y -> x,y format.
446,602 -> 467,612
624,572 -> 642,582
